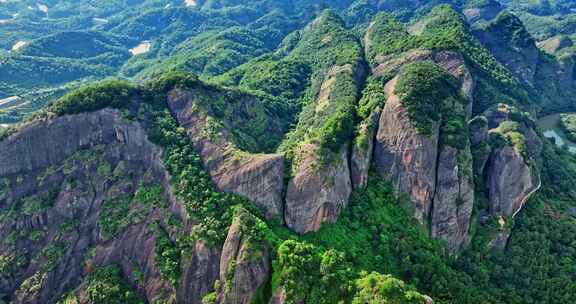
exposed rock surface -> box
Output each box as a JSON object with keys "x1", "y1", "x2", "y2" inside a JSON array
[
  {"x1": 217, "y1": 210, "x2": 270, "y2": 304},
  {"x1": 371, "y1": 51, "x2": 476, "y2": 251},
  {"x1": 372, "y1": 50, "x2": 474, "y2": 108},
  {"x1": 431, "y1": 146, "x2": 474, "y2": 251},
  {"x1": 374, "y1": 77, "x2": 440, "y2": 224},
  {"x1": 179, "y1": 241, "x2": 221, "y2": 304},
  {"x1": 482, "y1": 105, "x2": 542, "y2": 218},
  {"x1": 167, "y1": 88, "x2": 284, "y2": 219},
  {"x1": 0, "y1": 109, "x2": 162, "y2": 178},
  {"x1": 372, "y1": 49, "x2": 434, "y2": 77},
  {"x1": 285, "y1": 144, "x2": 352, "y2": 234},
  {"x1": 284, "y1": 63, "x2": 363, "y2": 234},
  {"x1": 351, "y1": 110, "x2": 381, "y2": 190},
  {"x1": 91, "y1": 221, "x2": 177, "y2": 303},
  {"x1": 463, "y1": 0, "x2": 502, "y2": 24},
  {"x1": 469, "y1": 116, "x2": 489, "y2": 146},
  {"x1": 0, "y1": 109, "x2": 189, "y2": 303},
  {"x1": 469, "y1": 116, "x2": 491, "y2": 177},
  {"x1": 486, "y1": 146, "x2": 539, "y2": 216},
  {"x1": 476, "y1": 12, "x2": 540, "y2": 86}
]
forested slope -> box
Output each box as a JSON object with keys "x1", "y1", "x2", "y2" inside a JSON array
[{"x1": 0, "y1": 1, "x2": 575, "y2": 304}]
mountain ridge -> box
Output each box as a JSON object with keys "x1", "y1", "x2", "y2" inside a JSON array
[{"x1": 0, "y1": 1, "x2": 576, "y2": 303}]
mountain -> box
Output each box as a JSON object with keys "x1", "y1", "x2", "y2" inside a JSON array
[{"x1": 1, "y1": 1, "x2": 576, "y2": 304}]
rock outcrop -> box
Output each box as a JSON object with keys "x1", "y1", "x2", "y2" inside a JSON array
[
  {"x1": 486, "y1": 146, "x2": 538, "y2": 216},
  {"x1": 179, "y1": 241, "x2": 221, "y2": 304},
  {"x1": 463, "y1": 0, "x2": 502, "y2": 24},
  {"x1": 431, "y1": 146, "x2": 474, "y2": 250},
  {"x1": 216, "y1": 209, "x2": 270, "y2": 304},
  {"x1": 93, "y1": 221, "x2": 177, "y2": 303},
  {"x1": 483, "y1": 105, "x2": 542, "y2": 218},
  {"x1": 0, "y1": 109, "x2": 188, "y2": 303},
  {"x1": 0, "y1": 109, "x2": 163, "y2": 179},
  {"x1": 167, "y1": 88, "x2": 285, "y2": 219},
  {"x1": 0, "y1": 4, "x2": 561, "y2": 303},
  {"x1": 469, "y1": 116, "x2": 491, "y2": 177},
  {"x1": 371, "y1": 50, "x2": 476, "y2": 252},
  {"x1": 284, "y1": 61, "x2": 364, "y2": 234},
  {"x1": 374, "y1": 77, "x2": 440, "y2": 224},
  {"x1": 285, "y1": 144, "x2": 352, "y2": 234},
  {"x1": 476, "y1": 12, "x2": 540, "y2": 86},
  {"x1": 351, "y1": 110, "x2": 381, "y2": 190}
]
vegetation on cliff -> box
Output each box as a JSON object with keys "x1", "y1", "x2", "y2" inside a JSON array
[
  {"x1": 2, "y1": 1, "x2": 576, "y2": 304},
  {"x1": 559, "y1": 113, "x2": 576, "y2": 142}
]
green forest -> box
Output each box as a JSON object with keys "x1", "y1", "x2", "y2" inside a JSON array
[{"x1": 0, "y1": 1, "x2": 576, "y2": 304}]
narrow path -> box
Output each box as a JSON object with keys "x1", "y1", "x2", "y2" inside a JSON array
[{"x1": 512, "y1": 174, "x2": 541, "y2": 218}]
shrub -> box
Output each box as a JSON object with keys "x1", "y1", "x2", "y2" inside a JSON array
[
  {"x1": 352, "y1": 272, "x2": 428, "y2": 304},
  {"x1": 50, "y1": 80, "x2": 136, "y2": 115},
  {"x1": 395, "y1": 61, "x2": 460, "y2": 136},
  {"x1": 153, "y1": 224, "x2": 181, "y2": 287},
  {"x1": 85, "y1": 265, "x2": 144, "y2": 304}
]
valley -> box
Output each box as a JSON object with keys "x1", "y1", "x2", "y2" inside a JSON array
[{"x1": 0, "y1": 1, "x2": 576, "y2": 304}]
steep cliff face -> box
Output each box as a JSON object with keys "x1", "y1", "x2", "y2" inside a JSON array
[
  {"x1": 283, "y1": 62, "x2": 364, "y2": 232},
  {"x1": 374, "y1": 77, "x2": 440, "y2": 224},
  {"x1": 285, "y1": 144, "x2": 352, "y2": 234},
  {"x1": 0, "y1": 107, "x2": 275, "y2": 304},
  {"x1": 431, "y1": 146, "x2": 475, "y2": 251},
  {"x1": 167, "y1": 88, "x2": 285, "y2": 219},
  {"x1": 216, "y1": 208, "x2": 270, "y2": 304},
  {"x1": 476, "y1": 12, "x2": 540, "y2": 86},
  {"x1": 486, "y1": 146, "x2": 537, "y2": 216},
  {"x1": 0, "y1": 109, "x2": 162, "y2": 177},
  {"x1": 351, "y1": 110, "x2": 381, "y2": 190},
  {"x1": 0, "y1": 109, "x2": 185, "y2": 303},
  {"x1": 431, "y1": 53, "x2": 476, "y2": 251},
  {"x1": 469, "y1": 116, "x2": 491, "y2": 177},
  {"x1": 2, "y1": 2, "x2": 572, "y2": 303},
  {"x1": 482, "y1": 106, "x2": 542, "y2": 218},
  {"x1": 463, "y1": 0, "x2": 503, "y2": 24},
  {"x1": 179, "y1": 241, "x2": 221, "y2": 304},
  {"x1": 370, "y1": 50, "x2": 476, "y2": 251},
  {"x1": 283, "y1": 67, "x2": 358, "y2": 233}
]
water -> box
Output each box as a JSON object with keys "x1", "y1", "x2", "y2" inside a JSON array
[
  {"x1": 543, "y1": 130, "x2": 564, "y2": 145},
  {"x1": 537, "y1": 113, "x2": 576, "y2": 153}
]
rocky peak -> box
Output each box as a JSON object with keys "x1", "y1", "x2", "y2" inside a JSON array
[
  {"x1": 476, "y1": 11, "x2": 540, "y2": 86},
  {"x1": 281, "y1": 10, "x2": 366, "y2": 233},
  {"x1": 482, "y1": 105, "x2": 542, "y2": 218},
  {"x1": 215, "y1": 208, "x2": 270, "y2": 304},
  {"x1": 285, "y1": 143, "x2": 352, "y2": 233},
  {"x1": 167, "y1": 88, "x2": 285, "y2": 219},
  {"x1": 0, "y1": 109, "x2": 186, "y2": 303},
  {"x1": 463, "y1": 0, "x2": 503, "y2": 24},
  {"x1": 374, "y1": 75, "x2": 441, "y2": 224},
  {"x1": 369, "y1": 51, "x2": 475, "y2": 252}
]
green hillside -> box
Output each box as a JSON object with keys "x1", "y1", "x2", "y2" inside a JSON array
[{"x1": 0, "y1": 1, "x2": 576, "y2": 303}]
